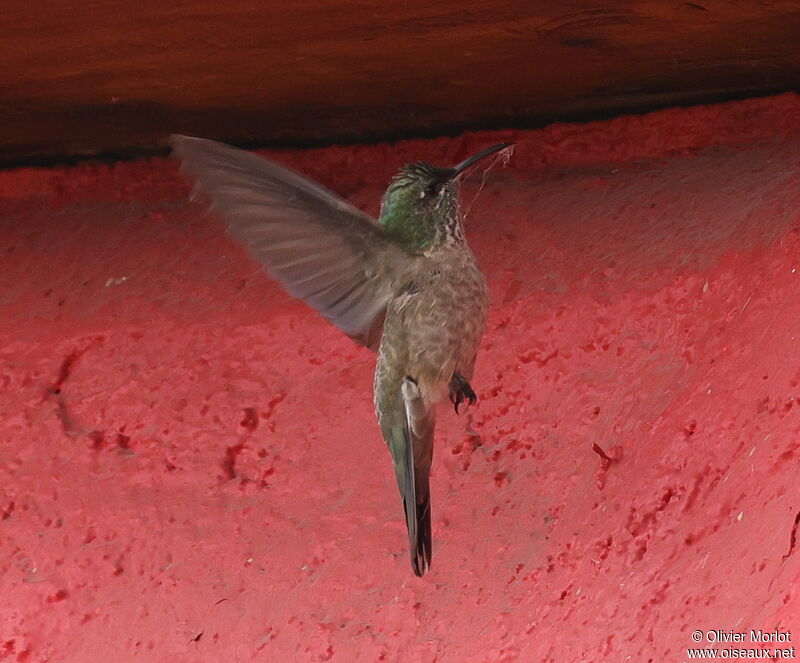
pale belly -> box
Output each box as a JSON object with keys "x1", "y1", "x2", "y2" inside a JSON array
[{"x1": 389, "y1": 261, "x2": 489, "y2": 402}]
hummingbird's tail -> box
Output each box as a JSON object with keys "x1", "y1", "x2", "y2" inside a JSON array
[{"x1": 390, "y1": 377, "x2": 434, "y2": 576}]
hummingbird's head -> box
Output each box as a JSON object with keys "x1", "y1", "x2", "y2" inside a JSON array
[{"x1": 379, "y1": 143, "x2": 512, "y2": 253}]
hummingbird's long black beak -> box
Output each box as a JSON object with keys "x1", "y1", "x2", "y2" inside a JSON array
[{"x1": 450, "y1": 142, "x2": 514, "y2": 178}]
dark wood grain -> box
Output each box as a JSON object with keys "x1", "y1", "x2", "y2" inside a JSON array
[{"x1": 3, "y1": 1, "x2": 800, "y2": 163}]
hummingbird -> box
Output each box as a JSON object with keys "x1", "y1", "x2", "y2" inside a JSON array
[{"x1": 171, "y1": 135, "x2": 511, "y2": 576}]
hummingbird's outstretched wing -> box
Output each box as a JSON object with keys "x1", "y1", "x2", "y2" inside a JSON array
[{"x1": 171, "y1": 135, "x2": 411, "y2": 350}]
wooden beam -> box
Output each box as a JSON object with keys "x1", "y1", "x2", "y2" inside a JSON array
[{"x1": 3, "y1": 1, "x2": 800, "y2": 163}]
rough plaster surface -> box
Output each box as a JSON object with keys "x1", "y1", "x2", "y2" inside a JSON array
[{"x1": 2, "y1": 94, "x2": 800, "y2": 662}]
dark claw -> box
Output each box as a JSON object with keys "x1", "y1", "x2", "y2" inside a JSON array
[{"x1": 449, "y1": 373, "x2": 477, "y2": 414}]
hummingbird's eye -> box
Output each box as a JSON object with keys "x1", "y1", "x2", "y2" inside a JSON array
[{"x1": 422, "y1": 183, "x2": 439, "y2": 198}]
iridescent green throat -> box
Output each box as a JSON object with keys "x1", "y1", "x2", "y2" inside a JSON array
[
  {"x1": 378, "y1": 166, "x2": 459, "y2": 253},
  {"x1": 379, "y1": 192, "x2": 437, "y2": 253}
]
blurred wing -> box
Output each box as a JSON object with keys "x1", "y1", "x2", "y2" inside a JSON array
[{"x1": 171, "y1": 135, "x2": 411, "y2": 349}]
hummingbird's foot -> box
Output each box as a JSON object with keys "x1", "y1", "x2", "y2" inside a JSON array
[{"x1": 449, "y1": 373, "x2": 477, "y2": 414}]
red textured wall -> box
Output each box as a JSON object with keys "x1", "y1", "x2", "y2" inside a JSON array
[{"x1": 2, "y1": 93, "x2": 800, "y2": 662}]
